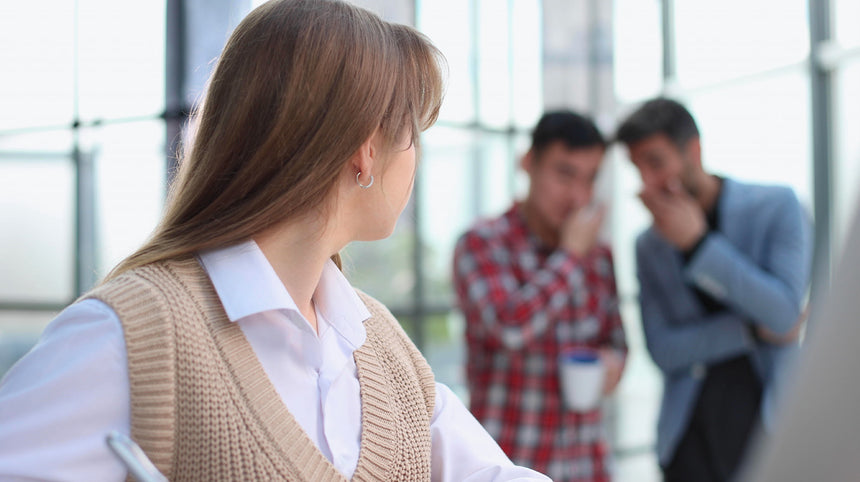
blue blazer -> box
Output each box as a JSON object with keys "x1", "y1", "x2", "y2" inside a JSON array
[{"x1": 635, "y1": 178, "x2": 813, "y2": 466}]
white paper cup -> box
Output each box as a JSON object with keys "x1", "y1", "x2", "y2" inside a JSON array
[{"x1": 559, "y1": 349, "x2": 605, "y2": 412}]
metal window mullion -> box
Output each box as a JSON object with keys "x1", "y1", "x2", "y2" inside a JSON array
[
  {"x1": 165, "y1": 0, "x2": 187, "y2": 186},
  {"x1": 809, "y1": 0, "x2": 834, "y2": 299},
  {"x1": 661, "y1": 0, "x2": 677, "y2": 89},
  {"x1": 470, "y1": 0, "x2": 484, "y2": 221},
  {"x1": 72, "y1": 0, "x2": 97, "y2": 296},
  {"x1": 587, "y1": 0, "x2": 600, "y2": 116},
  {"x1": 73, "y1": 144, "x2": 98, "y2": 296}
]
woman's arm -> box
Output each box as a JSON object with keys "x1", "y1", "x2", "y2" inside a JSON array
[
  {"x1": 0, "y1": 299, "x2": 130, "y2": 481},
  {"x1": 429, "y1": 383, "x2": 550, "y2": 481}
]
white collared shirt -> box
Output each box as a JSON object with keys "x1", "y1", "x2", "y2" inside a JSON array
[{"x1": 0, "y1": 241, "x2": 548, "y2": 481}]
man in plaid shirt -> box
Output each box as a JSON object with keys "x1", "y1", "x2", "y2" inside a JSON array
[{"x1": 453, "y1": 111, "x2": 627, "y2": 482}]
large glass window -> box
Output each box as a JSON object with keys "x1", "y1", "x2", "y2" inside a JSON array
[
  {"x1": 0, "y1": 134, "x2": 75, "y2": 304},
  {"x1": 416, "y1": 0, "x2": 475, "y2": 124},
  {"x1": 0, "y1": 1, "x2": 167, "y2": 377},
  {"x1": 0, "y1": 3, "x2": 75, "y2": 131},
  {"x1": 833, "y1": 59, "x2": 860, "y2": 255},
  {"x1": 77, "y1": 0, "x2": 166, "y2": 121},
  {"x1": 688, "y1": 71, "x2": 812, "y2": 204},
  {"x1": 835, "y1": 0, "x2": 860, "y2": 48},
  {"x1": 90, "y1": 121, "x2": 167, "y2": 273},
  {"x1": 612, "y1": 0, "x2": 662, "y2": 103},
  {"x1": 674, "y1": 0, "x2": 809, "y2": 88}
]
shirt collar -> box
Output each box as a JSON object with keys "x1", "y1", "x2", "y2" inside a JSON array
[
  {"x1": 197, "y1": 240, "x2": 369, "y2": 347},
  {"x1": 705, "y1": 175, "x2": 725, "y2": 231},
  {"x1": 510, "y1": 202, "x2": 554, "y2": 253}
]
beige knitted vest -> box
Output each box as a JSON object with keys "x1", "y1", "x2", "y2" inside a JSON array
[{"x1": 86, "y1": 257, "x2": 435, "y2": 481}]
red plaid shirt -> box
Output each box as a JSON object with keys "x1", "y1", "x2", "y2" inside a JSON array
[{"x1": 452, "y1": 204, "x2": 627, "y2": 482}]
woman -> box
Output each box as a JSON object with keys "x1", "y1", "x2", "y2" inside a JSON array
[{"x1": 0, "y1": 1, "x2": 549, "y2": 480}]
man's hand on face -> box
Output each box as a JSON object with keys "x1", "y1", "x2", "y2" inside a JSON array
[
  {"x1": 560, "y1": 203, "x2": 606, "y2": 257},
  {"x1": 639, "y1": 180, "x2": 707, "y2": 252}
]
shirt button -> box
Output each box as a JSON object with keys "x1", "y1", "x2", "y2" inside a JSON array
[{"x1": 691, "y1": 363, "x2": 706, "y2": 379}]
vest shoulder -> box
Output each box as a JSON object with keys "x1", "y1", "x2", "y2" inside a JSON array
[
  {"x1": 84, "y1": 259, "x2": 204, "y2": 323},
  {"x1": 354, "y1": 289, "x2": 436, "y2": 416},
  {"x1": 351, "y1": 289, "x2": 436, "y2": 479},
  {"x1": 355, "y1": 290, "x2": 419, "y2": 352},
  {"x1": 355, "y1": 290, "x2": 420, "y2": 357}
]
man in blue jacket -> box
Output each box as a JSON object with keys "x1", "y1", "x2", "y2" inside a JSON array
[{"x1": 615, "y1": 98, "x2": 812, "y2": 482}]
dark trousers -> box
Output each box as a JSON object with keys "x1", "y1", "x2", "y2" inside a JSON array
[{"x1": 663, "y1": 356, "x2": 763, "y2": 482}]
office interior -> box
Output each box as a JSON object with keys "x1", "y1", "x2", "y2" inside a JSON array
[{"x1": 0, "y1": 0, "x2": 858, "y2": 479}]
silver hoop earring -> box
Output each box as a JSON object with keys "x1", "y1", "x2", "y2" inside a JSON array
[{"x1": 356, "y1": 171, "x2": 374, "y2": 189}]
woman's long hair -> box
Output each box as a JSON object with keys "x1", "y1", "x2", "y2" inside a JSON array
[{"x1": 105, "y1": 0, "x2": 444, "y2": 281}]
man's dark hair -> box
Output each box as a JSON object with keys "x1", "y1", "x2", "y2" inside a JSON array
[
  {"x1": 530, "y1": 110, "x2": 605, "y2": 156},
  {"x1": 614, "y1": 97, "x2": 699, "y2": 149}
]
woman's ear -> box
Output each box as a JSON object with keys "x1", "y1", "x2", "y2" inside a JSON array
[{"x1": 350, "y1": 130, "x2": 380, "y2": 180}]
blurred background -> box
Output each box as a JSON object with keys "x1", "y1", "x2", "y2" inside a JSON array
[{"x1": 0, "y1": 0, "x2": 858, "y2": 479}]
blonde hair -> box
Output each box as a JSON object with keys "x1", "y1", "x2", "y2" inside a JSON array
[{"x1": 106, "y1": 0, "x2": 444, "y2": 281}]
